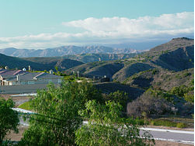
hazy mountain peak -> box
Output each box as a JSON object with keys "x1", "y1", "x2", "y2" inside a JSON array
[
  {"x1": 172, "y1": 37, "x2": 193, "y2": 41},
  {"x1": 0, "y1": 46, "x2": 137, "y2": 57}
]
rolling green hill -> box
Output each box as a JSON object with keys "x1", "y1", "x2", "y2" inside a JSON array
[
  {"x1": 0, "y1": 53, "x2": 83, "y2": 71},
  {"x1": 66, "y1": 37, "x2": 194, "y2": 91},
  {"x1": 0, "y1": 53, "x2": 43, "y2": 70}
]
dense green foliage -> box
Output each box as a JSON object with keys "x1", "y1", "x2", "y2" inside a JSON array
[
  {"x1": 20, "y1": 81, "x2": 103, "y2": 146},
  {"x1": 18, "y1": 81, "x2": 155, "y2": 145},
  {"x1": 76, "y1": 100, "x2": 155, "y2": 146},
  {"x1": 103, "y1": 90, "x2": 128, "y2": 112},
  {"x1": 0, "y1": 98, "x2": 19, "y2": 145},
  {"x1": 170, "y1": 83, "x2": 194, "y2": 104},
  {"x1": 147, "y1": 88, "x2": 175, "y2": 103},
  {"x1": 170, "y1": 85, "x2": 193, "y2": 97},
  {"x1": 184, "y1": 92, "x2": 194, "y2": 103}
]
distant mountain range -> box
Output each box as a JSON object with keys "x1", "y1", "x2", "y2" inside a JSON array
[
  {"x1": 66, "y1": 37, "x2": 194, "y2": 91},
  {"x1": 0, "y1": 46, "x2": 139, "y2": 57}
]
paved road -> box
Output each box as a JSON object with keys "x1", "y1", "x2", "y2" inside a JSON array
[
  {"x1": 14, "y1": 108, "x2": 194, "y2": 145},
  {"x1": 140, "y1": 127, "x2": 194, "y2": 145}
]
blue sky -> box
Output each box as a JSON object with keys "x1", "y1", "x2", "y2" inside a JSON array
[{"x1": 0, "y1": 0, "x2": 194, "y2": 49}]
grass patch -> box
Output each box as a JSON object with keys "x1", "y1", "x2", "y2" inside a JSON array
[
  {"x1": 148, "y1": 116, "x2": 193, "y2": 128},
  {"x1": 150, "y1": 119, "x2": 177, "y2": 127},
  {"x1": 18, "y1": 101, "x2": 32, "y2": 110},
  {"x1": 131, "y1": 117, "x2": 193, "y2": 128},
  {"x1": 176, "y1": 123, "x2": 187, "y2": 128}
]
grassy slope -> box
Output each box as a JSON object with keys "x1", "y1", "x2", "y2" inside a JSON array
[
  {"x1": 0, "y1": 53, "x2": 44, "y2": 70},
  {"x1": 65, "y1": 38, "x2": 194, "y2": 100},
  {"x1": 113, "y1": 38, "x2": 194, "y2": 88},
  {"x1": 0, "y1": 53, "x2": 83, "y2": 71},
  {"x1": 123, "y1": 68, "x2": 194, "y2": 91},
  {"x1": 18, "y1": 101, "x2": 32, "y2": 110}
]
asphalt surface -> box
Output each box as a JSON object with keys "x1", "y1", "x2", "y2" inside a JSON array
[{"x1": 140, "y1": 128, "x2": 194, "y2": 145}]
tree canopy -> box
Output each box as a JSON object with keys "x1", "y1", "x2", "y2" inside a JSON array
[
  {"x1": 0, "y1": 98, "x2": 19, "y2": 145},
  {"x1": 20, "y1": 81, "x2": 103, "y2": 145},
  {"x1": 76, "y1": 100, "x2": 155, "y2": 146},
  {"x1": 19, "y1": 81, "x2": 154, "y2": 145}
]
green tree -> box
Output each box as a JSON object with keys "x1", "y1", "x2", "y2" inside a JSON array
[
  {"x1": 75, "y1": 100, "x2": 155, "y2": 146},
  {"x1": 184, "y1": 92, "x2": 194, "y2": 104},
  {"x1": 20, "y1": 81, "x2": 103, "y2": 146},
  {"x1": 55, "y1": 66, "x2": 59, "y2": 72},
  {"x1": 0, "y1": 98, "x2": 19, "y2": 145},
  {"x1": 170, "y1": 85, "x2": 193, "y2": 97},
  {"x1": 69, "y1": 80, "x2": 104, "y2": 106},
  {"x1": 103, "y1": 90, "x2": 128, "y2": 112}
]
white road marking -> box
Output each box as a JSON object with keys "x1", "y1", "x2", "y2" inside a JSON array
[
  {"x1": 140, "y1": 127, "x2": 194, "y2": 134},
  {"x1": 12, "y1": 109, "x2": 194, "y2": 144}
]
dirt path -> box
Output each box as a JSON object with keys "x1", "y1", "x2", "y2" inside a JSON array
[{"x1": 4, "y1": 126, "x2": 28, "y2": 141}]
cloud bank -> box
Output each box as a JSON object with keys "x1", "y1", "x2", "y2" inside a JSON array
[{"x1": 0, "y1": 12, "x2": 193, "y2": 49}]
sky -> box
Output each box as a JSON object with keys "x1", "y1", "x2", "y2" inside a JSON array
[{"x1": 0, "y1": 0, "x2": 194, "y2": 49}]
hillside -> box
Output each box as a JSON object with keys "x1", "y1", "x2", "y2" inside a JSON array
[
  {"x1": 0, "y1": 53, "x2": 43, "y2": 70},
  {"x1": 0, "y1": 53, "x2": 83, "y2": 71},
  {"x1": 113, "y1": 37, "x2": 194, "y2": 84},
  {"x1": 61, "y1": 53, "x2": 137, "y2": 63},
  {"x1": 0, "y1": 46, "x2": 138, "y2": 57},
  {"x1": 24, "y1": 53, "x2": 137, "y2": 64},
  {"x1": 146, "y1": 37, "x2": 194, "y2": 71},
  {"x1": 123, "y1": 68, "x2": 194, "y2": 91},
  {"x1": 66, "y1": 37, "x2": 194, "y2": 91}
]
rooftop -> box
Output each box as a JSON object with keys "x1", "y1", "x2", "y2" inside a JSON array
[{"x1": 1, "y1": 69, "x2": 62, "y2": 81}]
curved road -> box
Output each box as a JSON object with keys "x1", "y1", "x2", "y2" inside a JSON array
[
  {"x1": 14, "y1": 108, "x2": 194, "y2": 145},
  {"x1": 140, "y1": 127, "x2": 194, "y2": 145}
]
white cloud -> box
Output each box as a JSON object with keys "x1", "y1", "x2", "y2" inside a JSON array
[
  {"x1": 0, "y1": 12, "x2": 193, "y2": 49},
  {"x1": 62, "y1": 11, "x2": 194, "y2": 37}
]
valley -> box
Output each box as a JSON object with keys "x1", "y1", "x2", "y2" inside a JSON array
[{"x1": 0, "y1": 37, "x2": 194, "y2": 145}]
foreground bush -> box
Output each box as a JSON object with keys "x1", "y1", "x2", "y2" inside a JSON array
[
  {"x1": 19, "y1": 81, "x2": 154, "y2": 146},
  {"x1": 0, "y1": 98, "x2": 19, "y2": 145},
  {"x1": 20, "y1": 81, "x2": 102, "y2": 146},
  {"x1": 76, "y1": 100, "x2": 155, "y2": 146}
]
